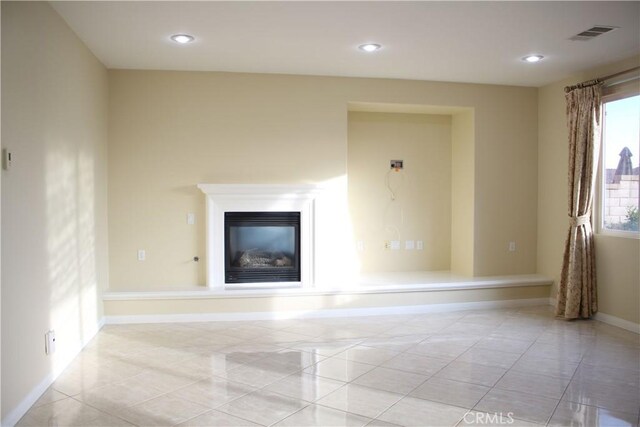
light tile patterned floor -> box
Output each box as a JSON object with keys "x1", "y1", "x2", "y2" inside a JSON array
[{"x1": 17, "y1": 306, "x2": 640, "y2": 426}]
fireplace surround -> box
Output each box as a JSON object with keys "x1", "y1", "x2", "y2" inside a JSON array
[{"x1": 197, "y1": 184, "x2": 320, "y2": 290}]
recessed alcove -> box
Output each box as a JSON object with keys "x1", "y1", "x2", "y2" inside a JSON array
[{"x1": 347, "y1": 102, "x2": 475, "y2": 276}]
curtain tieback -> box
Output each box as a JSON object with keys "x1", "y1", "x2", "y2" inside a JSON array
[{"x1": 569, "y1": 214, "x2": 591, "y2": 227}]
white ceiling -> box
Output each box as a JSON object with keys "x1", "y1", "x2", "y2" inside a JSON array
[{"x1": 51, "y1": 1, "x2": 640, "y2": 87}]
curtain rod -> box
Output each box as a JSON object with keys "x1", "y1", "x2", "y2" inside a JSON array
[
  {"x1": 597, "y1": 66, "x2": 640, "y2": 82},
  {"x1": 566, "y1": 66, "x2": 640, "y2": 92}
]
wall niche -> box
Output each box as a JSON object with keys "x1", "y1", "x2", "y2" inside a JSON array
[{"x1": 347, "y1": 102, "x2": 475, "y2": 276}]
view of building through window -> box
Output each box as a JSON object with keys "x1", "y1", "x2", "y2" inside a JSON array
[{"x1": 602, "y1": 94, "x2": 640, "y2": 233}]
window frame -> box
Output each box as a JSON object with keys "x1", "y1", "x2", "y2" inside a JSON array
[{"x1": 596, "y1": 85, "x2": 640, "y2": 239}]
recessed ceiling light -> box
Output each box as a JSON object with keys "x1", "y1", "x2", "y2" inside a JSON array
[
  {"x1": 359, "y1": 43, "x2": 382, "y2": 53},
  {"x1": 171, "y1": 34, "x2": 195, "y2": 44},
  {"x1": 522, "y1": 54, "x2": 544, "y2": 63}
]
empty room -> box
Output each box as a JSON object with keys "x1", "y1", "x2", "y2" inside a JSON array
[{"x1": 1, "y1": 1, "x2": 639, "y2": 426}]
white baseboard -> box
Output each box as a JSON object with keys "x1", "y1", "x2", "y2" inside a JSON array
[
  {"x1": 104, "y1": 297, "x2": 551, "y2": 324},
  {"x1": 549, "y1": 296, "x2": 639, "y2": 334},
  {"x1": 1, "y1": 317, "x2": 105, "y2": 427},
  {"x1": 594, "y1": 312, "x2": 640, "y2": 334},
  {"x1": 1, "y1": 373, "x2": 55, "y2": 427}
]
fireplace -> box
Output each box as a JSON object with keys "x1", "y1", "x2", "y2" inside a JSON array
[
  {"x1": 197, "y1": 184, "x2": 320, "y2": 290},
  {"x1": 225, "y1": 212, "x2": 301, "y2": 283}
]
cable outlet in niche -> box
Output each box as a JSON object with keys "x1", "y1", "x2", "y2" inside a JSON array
[{"x1": 390, "y1": 160, "x2": 403, "y2": 170}]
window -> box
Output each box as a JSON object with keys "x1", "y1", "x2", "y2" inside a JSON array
[{"x1": 599, "y1": 93, "x2": 640, "y2": 237}]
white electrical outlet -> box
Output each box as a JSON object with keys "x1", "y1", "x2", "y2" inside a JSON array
[
  {"x1": 187, "y1": 213, "x2": 195, "y2": 225},
  {"x1": 356, "y1": 241, "x2": 364, "y2": 252},
  {"x1": 508, "y1": 241, "x2": 516, "y2": 252},
  {"x1": 137, "y1": 249, "x2": 146, "y2": 261},
  {"x1": 45, "y1": 330, "x2": 56, "y2": 355},
  {"x1": 416, "y1": 240, "x2": 424, "y2": 250},
  {"x1": 405, "y1": 240, "x2": 415, "y2": 250},
  {"x1": 390, "y1": 240, "x2": 401, "y2": 250}
]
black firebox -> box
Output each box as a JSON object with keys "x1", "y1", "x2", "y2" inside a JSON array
[{"x1": 224, "y1": 211, "x2": 301, "y2": 284}]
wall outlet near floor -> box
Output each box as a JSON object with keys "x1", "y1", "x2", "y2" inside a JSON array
[
  {"x1": 45, "y1": 330, "x2": 56, "y2": 355},
  {"x1": 137, "y1": 249, "x2": 146, "y2": 261},
  {"x1": 416, "y1": 240, "x2": 424, "y2": 250},
  {"x1": 508, "y1": 241, "x2": 516, "y2": 252},
  {"x1": 405, "y1": 240, "x2": 415, "y2": 250},
  {"x1": 2, "y1": 149, "x2": 12, "y2": 170},
  {"x1": 356, "y1": 240, "x2": 365, "y2": 252}
]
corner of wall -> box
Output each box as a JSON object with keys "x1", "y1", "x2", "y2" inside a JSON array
[{"x1": 451, "y1": 109, "x2": 475, "y2": 276}]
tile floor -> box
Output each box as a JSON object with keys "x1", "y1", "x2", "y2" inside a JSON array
[{"x1": 17, "y1": 305, "x2": 640, "y2": 427}]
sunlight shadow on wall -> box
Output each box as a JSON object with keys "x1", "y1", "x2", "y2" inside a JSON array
[
  {"x1": 45, "y1": 144, "x2": 98, "y2": 375},
  {"x1": 313, "y1": 174, "x2": 360, "y2": 286}
]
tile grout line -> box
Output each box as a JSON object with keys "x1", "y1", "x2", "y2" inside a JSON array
[
  {"x1": 265, "y1": 313, "x2": 455, "y2": 424},
  {"x1": 236, "y1": 321, "x2": 412, "y2": 426},
  {"x1": 469, "y1": 312, "x2": 601, "y2": 425},
  {"x1": 445, "y1": 313, "x2": 525, "y2": 425},
  {"x1": 379, "y1": 312, "x2": 522, "y2": 423},
  {"x1": 309, "y1": 309, "x2": 539, "y2": 424},
  {"x1": 543, "y1": 331, "x2": 589, "y2": 426},
  {"x1": 455, "y1": 309, "x2": 587, "y2": 424},
  {"x1": 336, "y1": 311, "x2": 513, "y2": 424}
]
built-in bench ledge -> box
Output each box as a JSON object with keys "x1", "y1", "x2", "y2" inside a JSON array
[{"x1": 102, "y1": 272, "x2": 553, "y2": 301}]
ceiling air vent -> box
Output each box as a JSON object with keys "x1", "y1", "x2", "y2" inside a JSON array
[{"x1": 569, "y1": 25, "x2": 619, "y2": 41}]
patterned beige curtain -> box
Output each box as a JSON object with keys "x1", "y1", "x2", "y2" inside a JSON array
[{"x1": 556, "y1": 80, "x2": 603, "y2": 319}]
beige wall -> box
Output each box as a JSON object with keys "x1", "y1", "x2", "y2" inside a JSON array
[
  {"x1": 348, "y1": 112, "x2": 452, "y2": 273},
  {"x1": 108, "y1": 70, "x2": 538, "y2": 290},
  {"x1": 537, "y1": 56, "x2": 640, "y2": 325},
  {"x1": 1, "y1": 2, "x2": 108, "y2": 421},
  {"x1": 108, "y1": 71, "x2": 353, "y2": 289}
]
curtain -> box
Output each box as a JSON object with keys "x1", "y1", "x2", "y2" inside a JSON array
[{"x1": 556, "y1": 80, "x2": 603, "y2": 319}]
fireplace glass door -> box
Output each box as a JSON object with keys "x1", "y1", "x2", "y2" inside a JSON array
[{"x1": 225, "y1": 212, "x2": 301, "y2": 284}]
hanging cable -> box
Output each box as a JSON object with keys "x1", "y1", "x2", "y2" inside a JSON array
[
  {"x1": 385, "y1": 168, "x2": 406, "y2": 201},
  {"x1": 382, "y1": 167, "x2": 407, "y2": 239}
]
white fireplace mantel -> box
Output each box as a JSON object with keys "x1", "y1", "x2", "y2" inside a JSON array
[{"x1": 197, "y1": 184, "x2": 322, "y2": 290}]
